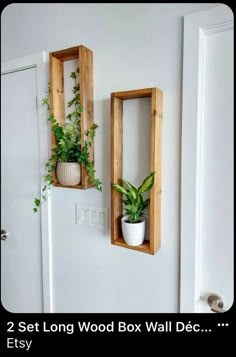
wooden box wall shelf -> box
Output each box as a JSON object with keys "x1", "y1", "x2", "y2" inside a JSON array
[
  {"x1": 49, "y1": 45, "x2": 94, "y2": 189},
  {"x1": 111, "y1": 88, "x2": 163, "y2": 255}
]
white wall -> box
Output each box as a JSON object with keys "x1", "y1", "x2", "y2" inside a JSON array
[{"x1": 1, "y1": 3, "x2": 217, "y2": 312}]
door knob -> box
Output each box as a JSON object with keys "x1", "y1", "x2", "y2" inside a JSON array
[
  {"x1": 1, "y1": 228, "x2": 9, "y2": 241},
  {"x1": 207, "y1": 294, "x2": 225, "y2": 313}
]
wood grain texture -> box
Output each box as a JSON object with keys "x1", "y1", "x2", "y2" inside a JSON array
[
  {"x1": 50, "y1": 46, "x2": 80, "y2": 61},
  {"x1": 111, "y1": 94, "x2": 123, "y2": 243},
  {"x1": 79, "y1": 45, "x2": 94, "y2": 188},
  {"x1": 53, "y1": 182, "x2": 94, "y2": 189},
  {"x1": 112, "y1": 88, "x2": 153, "y2": 100},
  {"x1": 150, "y1": 88, "x2": 163, "y2": 254},
  {"x1": 114, "y1": 238, "x2": 151, "y2": 254},
  {"x1": 49, "y1": 54, "x2": 65, "y2": 184},
  {"x1": 110, "y1": 88, "x2": 163, "y2": 254},
  {"x1": 49, "y1": 45, "x2": 94, "y2": 189}
]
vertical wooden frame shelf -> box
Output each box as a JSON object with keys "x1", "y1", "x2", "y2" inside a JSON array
[
  {"x1": 49, "y1": 45, "x2": 94, "y2": 189},
  {"x1": 111, "y1": 88, "x2": 163, "y2": 254}
]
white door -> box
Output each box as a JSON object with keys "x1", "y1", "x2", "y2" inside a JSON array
[
  {"x1": 1, "y1": 67, "x2": 43, "y2": 312},
  {"x1": 180, "y1": 5, "x2": 233, "y2": 313}
]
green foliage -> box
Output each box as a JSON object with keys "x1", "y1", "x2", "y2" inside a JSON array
[
  {"x1": 112, "y1": 172, "x2": 155, "y2": 223},
  {"x1": 33, "y1": 68, "x2": 102, "y2": 212}
]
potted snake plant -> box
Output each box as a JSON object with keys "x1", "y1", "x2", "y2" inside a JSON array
[{"x1": 112, "y1": 172, "x2": 155, "y2": 246}]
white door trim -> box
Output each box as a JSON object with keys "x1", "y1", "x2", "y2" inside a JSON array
[
  {"x1": 1, "y1": 52, "x2": 53, "y2": 312},
  {"x1": 180, "y1": 5, "x2": 233, "y2": 313}
]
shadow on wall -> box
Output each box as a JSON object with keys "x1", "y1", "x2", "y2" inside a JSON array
[{"x1": 97, "y1": 98, "x2": 111, "y2": 210}]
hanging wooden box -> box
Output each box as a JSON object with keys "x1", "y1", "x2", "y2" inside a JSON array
[
  {"x1": 111, "y1": 88, "x2": 163, "y2": 254},
  {"x1": 49, "y1": 45, "x2": 94, "y2": 189}
]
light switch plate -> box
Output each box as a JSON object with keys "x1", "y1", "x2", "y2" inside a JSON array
[{"x1": 76, "y1": 204, "x2": 109, "y2": 229}]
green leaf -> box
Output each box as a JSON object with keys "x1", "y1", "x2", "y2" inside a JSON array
[
  {"x1": 125, "y1": 205, "x2": 134, "y2": 211},
  {"x1": 88, "y1": 123, "x2": 99, "y2": 139},
  {"x1": 125, "y1": 209, "x2": 134, "y2": 216},
  {"x1": 48, "y1": 114, "x2": 56, "y2": 123},
  {"x1": 142, "y1": 198, "x2": 150, "y2": 210},
  {"x1": 122, "y1": 180, "x2": 138, "y2": 200},
  {"x1": 34, "y1": 198, "x2": 41, "y2": 207},
  {"x1": 67, "y1": 100, "x2": 74, "y2": 108},
  {"x1": 73, "y1": 85, "x2": 79, "y2": 92},
  {"x1": 45, "y1": 174, "x2": 53, "y2": 185},
  {"x1": 33, "y1": 208, "x2": 37, "y2": 213},
  {"x1": 112, "y1": 184, "x2": 128, "y2": 195},
  {"x1": 92, "y1": 123, "x2": 99, "y2": 130},
  {"x1": 48, "y1": 165, "x2": 56, "y2": 172},
  {"x1": 70, "y1": 72, "x2": 76, "y2": 79},
  {"x1": 123, "y1": 198, "x2": 132, "y2": 205},
  {"x1": 42, "y1": 98, "x2": 48, "y2": 106},
  {"x1": 138, "y1": 172, "x2": 155, "y2": 193}
]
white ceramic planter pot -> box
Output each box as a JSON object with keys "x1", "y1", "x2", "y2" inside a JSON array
[
  {"x1": 56, "y1": 162, "x2": 81, "y2": 186},
  {"x1": 121, "y1": 216, "x2": 145, "y2": 246}
]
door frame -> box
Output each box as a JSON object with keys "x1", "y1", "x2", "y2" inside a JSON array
[
  {"x1": 180, "y1": 5, "x2": 233, "y2": 313},
  {"x1": 1, "y1": 52, "x2": 53, "y2": 312}
]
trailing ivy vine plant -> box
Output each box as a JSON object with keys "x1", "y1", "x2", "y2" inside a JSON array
[{"x1": 33, "y1": 68, "x2": 102, "y2": 212}]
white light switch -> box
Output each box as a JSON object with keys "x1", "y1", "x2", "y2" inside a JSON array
[{"x1": 76, "y1": 204, "x2": 109, "y2": 229}]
